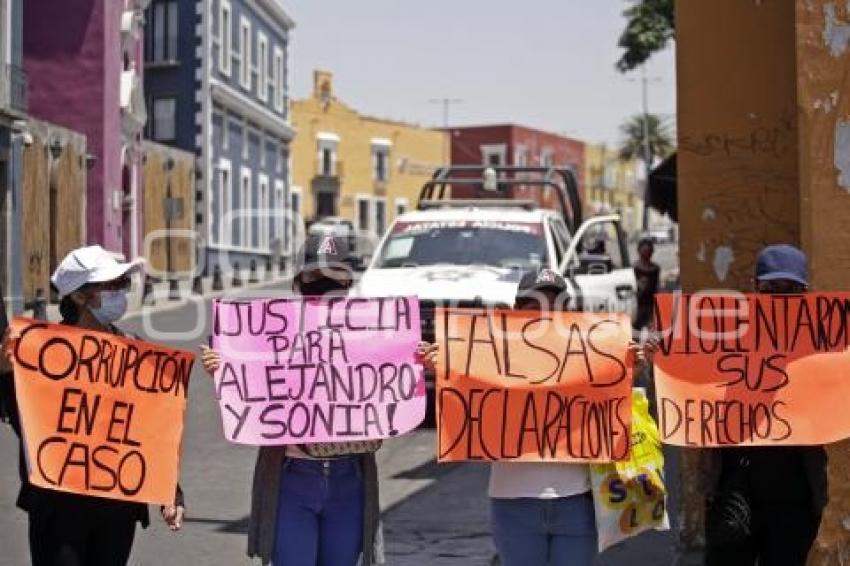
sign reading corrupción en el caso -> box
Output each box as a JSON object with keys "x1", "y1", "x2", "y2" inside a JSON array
[
  {"x1": 654, "y1": 292, "x2": 850, "y2": 447},
  {"x1": 211, "y1": 297, "x2": 426, "y2": 445},
  {"x1": 436, "y1": 308, "x2": 633, "y2": 463},
  {"x1": 11, "y1": 318, "x2": 193, "y2": 505}
]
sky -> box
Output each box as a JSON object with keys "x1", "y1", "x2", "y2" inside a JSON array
[{"x1": 283, "y1": 0, "x2": 676, "y2": 148}]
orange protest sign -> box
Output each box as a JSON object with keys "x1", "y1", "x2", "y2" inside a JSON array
[
  {"x1": 436, "y1": 308, "x2": 633, "y2": 462},
  {"x1": 11, "y1": 318, "x2": 194, "y2": 505},
  {"x1": 654, "y1": 293, "x2": 850, "y2": 447}
]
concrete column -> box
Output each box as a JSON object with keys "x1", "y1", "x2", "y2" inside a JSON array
[
  {"x1": 797, "y1": 1, "x2": 850, "y2": 562},
  {"x1": 676, "y1": 0, "x2": 850, "y2": 562}
]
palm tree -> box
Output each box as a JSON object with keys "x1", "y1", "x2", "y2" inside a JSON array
[{"x1": 618, "y1": 113, "x2": 674, "y2": 165}]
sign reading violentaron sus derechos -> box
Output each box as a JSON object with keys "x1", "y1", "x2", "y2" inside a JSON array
[
  {"x1": 211, "y1": 297, "x2": 426, "y2": 445},
  {"x1": 654, "y1": 293, "x2": 850, "y2": 447},
  {"x1": 11, "y1": 318, "x2": 194, "y2": 505},
  {"x1": 436, "y1": 308, "x2": 633, "y2": 463}
]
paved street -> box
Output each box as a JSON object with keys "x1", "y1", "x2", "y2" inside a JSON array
[{"x1": 0, "y1": 280, "x2": 683, "y2": 565}]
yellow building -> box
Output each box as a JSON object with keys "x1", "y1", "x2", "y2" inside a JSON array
[
  {"x1": 290, "y1": 71, "x2": 446, "y2": 251},
  {"x1": 584, "y1": 144, "x2": 646, "y2": 236}
]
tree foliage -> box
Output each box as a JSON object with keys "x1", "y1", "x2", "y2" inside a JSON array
[
  {"x1": 616, "y1": 0, "x2": 675, "y2": 73},
  {"x1": 619, "y1": 113, "x2": 674, "y2": 164}
]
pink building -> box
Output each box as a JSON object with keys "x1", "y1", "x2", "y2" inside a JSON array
[{"x1": 23, "y1": 0, "x2": 148, "y2": 259}]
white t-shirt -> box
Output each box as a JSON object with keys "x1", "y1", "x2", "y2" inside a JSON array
[{"x1": 488, "y1": 462, "x2": 590, "y2": 499}]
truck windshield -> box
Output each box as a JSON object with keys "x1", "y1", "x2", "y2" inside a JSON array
[{"x1": 374, "y1": 220, "x2": 548, "y2": 269}]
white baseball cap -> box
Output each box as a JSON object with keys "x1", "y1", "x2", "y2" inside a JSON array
[{"x1": 51, "y1": 245, "x2": 144, "y2": 297}]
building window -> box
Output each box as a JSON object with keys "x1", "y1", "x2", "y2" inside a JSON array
[
  {"x1": 258, "y1": 174, "x2": 269, "y2": 249},
  {"x1": 540, "y1": 147, "x2": 554, "y2": 167},
  {"x1": 219, "y1": 0, "x2": 231, "y2": 76},
  {"x1": 217, "y1": 160, "x2": 232, "y2": 246},
  {"x1": 152, "y1": 98, "x2": 176, "y2": 141},
  {"x1": 375, "y1": 199, "x2": 386, "y2": 236},
  {"x1": 395, "y1": 198, "x2": 408, "y2": 218},
  {"x1": 239, "y1": 16, "x2": 251, "y2": 90},
  {"x1": 260, "y1": 135, "x2": 267, "y2": 168},
  {"x1": 240, "y1": 167, "x2": 252, "y2": 247},
  {"x1": 371, "y1": 139, "x2": 391, "y2": 182},
  {"x1": 290, "y1": 187, "x2": 302, "y2": 253},
  {"x1": 514, "y1": 145, "x2": 528, "y2": 167},
  {"x1": 243, "y1": 124, "x2": 250, "y2": 160},
  {"x1": 375, "y1": 149, "x2": 389, "y2": 182},
  {"x1": 273, "y1": 46, "x2": 284, "y2": 113},
  {"x1": 322, "y1": 148, "x2": 334, "y2": 175},
  {"x1": 222, "y1": 115, "x2": 229, "y2": 151},
  {"x1": 273, "y1": 178, "x2": 285, "y2": 246},
  {"x1": 317, "y1": 141, "x2": 338, "y2": 176},
  {"x1": 257, "y1": 32, "x2": 268, "y2": 102},
  {"x1": 481, "y1": 144, "x2": 506, "y2": 166},
  {"x1": 357, "y1": 197, "x2": 371, "y2": 233},
  {"x1": 148, "y1": 0, "x2": 178, "y2": 63}
]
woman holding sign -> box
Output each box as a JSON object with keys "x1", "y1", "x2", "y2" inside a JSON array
[
  {"x1": 488, "y1": 268, "x2": 649, "y2": 566},
  {"x1": 201, "y1": 234, "x2": 437, "y2": 566},
  {"x1": 1, "y1": 246, "x2": 185, "y2": 566}
]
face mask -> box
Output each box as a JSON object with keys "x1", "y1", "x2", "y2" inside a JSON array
[
  {"x1": 90, "y1": 290, "x2": 128, "y2": 324},
  {"x1": 298, "y1": 277, "x2": 350, "y2": 296}
]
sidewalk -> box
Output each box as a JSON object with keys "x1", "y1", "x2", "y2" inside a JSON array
[{"x1": 33, "y1": 269, "x2": 294, "y2": 323}]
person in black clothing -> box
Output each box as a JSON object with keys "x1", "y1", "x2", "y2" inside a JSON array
[
  {"x1": 633, "y1": 237, "x2": 661, "y2": 331},
  {"x1": 704, "y1": 244, "x2": 827, "y2": 566},
  {"x1": 0, "y1": 246, "x2": 185, "y2": 566}
]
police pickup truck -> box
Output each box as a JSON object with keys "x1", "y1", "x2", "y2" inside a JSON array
[{"x1": 356, "y1": 166, "x2": 637, "y2": 420}]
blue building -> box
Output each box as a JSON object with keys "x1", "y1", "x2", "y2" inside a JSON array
[{"x1": 144, "y1": 0, "x2": 294, "y2": 280}]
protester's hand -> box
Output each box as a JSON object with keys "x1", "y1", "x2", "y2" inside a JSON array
[
  {"x1": 628, "y1": 334, "x2": 660, "y2": 370},
  {"x1": 161, "y1": 504, "x2": 184, "y2": 531},
  {"x1": 627, "y1": 340, "x2": 646, "y2": 369},
  {"x1": 199, "y1": 345, "x2": 221, "y2": 376},
  {"x1": 641, "y1": 333, "x2": 660, "y2": 363},
  {"x1": 415, "y1": 342, "x2": 439, "y2": 371},
  {"x1": 0, "y1": 328, "x2": 20, "y2": 375}
]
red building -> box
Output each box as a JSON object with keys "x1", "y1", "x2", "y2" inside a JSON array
[{"x1": 448, "y1": 124, "x2": 585, "y2": 208}]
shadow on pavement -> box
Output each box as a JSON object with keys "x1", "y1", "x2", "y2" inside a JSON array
[
  {"x1": 183, "y1": 515, "x2": 250, "y2": 534},
  {"x1": 391, "y1": 458, "x2": 459, "y2": 481}
]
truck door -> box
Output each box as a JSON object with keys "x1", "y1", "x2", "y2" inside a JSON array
[{"x1": 560, "y1": 215, "x2": 636, "y2": 317}]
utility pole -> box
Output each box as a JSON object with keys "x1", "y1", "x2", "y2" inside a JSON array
[
  {"x1": 629, "y1": 66, "x2": 661, "y2": 232},
  {"x1": 429, "y1": 98, "x2": 463, "y2": 164}
]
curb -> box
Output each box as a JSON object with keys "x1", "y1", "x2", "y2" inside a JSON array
[{"x1": 127, "y1": 276, "x2": 294, "y2": 320}]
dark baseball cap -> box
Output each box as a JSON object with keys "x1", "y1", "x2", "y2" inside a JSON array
[
  {"x1": 516, "y1": 268, "x2": 568, "y2": 299},
  {"x1": 295, "y1": 234, "x2": 353, "y2": 276},
  {"x1": 755, "y1": 244, "x2": 808, "y2": 286}
]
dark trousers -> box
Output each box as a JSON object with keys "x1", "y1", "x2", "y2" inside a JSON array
[
  {"x1": 705, "y1": 501, "x2": 821, "y2": 566},
  {"x1": 273, "y1": 456, "x2": 364, "y2": 566},
  {"x1": 28, "y1": 502, "x2": 137, "y2": 566}
]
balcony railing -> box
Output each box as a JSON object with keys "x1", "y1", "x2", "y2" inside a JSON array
[{"x1": 0, "y1": 63, "x2": 28, "y2": 115}]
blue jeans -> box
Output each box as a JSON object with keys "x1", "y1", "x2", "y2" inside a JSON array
[
  {"x1": 273, "y1": 457, "x2": 364, "y2": 566},
  {"x1": 491, "y1": 492, "x2": 597, "y2": 566}
]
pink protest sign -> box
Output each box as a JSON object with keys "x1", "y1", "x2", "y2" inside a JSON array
[{"x1": 211, "y1": 297, "x2": 426, "y2": 445}]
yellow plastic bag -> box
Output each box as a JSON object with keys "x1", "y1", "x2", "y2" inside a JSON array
[{"x1": 589, "y1": 388, "x2": 669, "y2": 552}]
